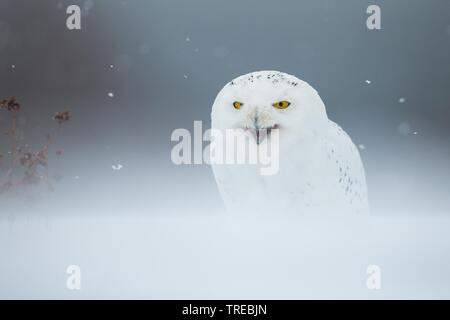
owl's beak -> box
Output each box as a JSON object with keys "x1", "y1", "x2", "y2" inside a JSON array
[
  {"x1": 248, "y1": 129, "x2": 267, "y2": 145},
  {"x1": 247, "y1": 124, "x2": 278, "y2": 145}
]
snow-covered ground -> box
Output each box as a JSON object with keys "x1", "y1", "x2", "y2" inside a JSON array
[{"x1": 1, "y1": 213, "x2": 450, "y2": 299}]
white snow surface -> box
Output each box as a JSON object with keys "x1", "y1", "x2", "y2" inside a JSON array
[{"x1": 1, "y1": 214, "x2": 450, "y2": 299}]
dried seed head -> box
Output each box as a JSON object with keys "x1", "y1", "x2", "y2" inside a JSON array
[
  {"x1": 0, "y1": 97, "x2": 21, "y2": 111},
  {"x1": 53, "y1": 111, "x2": 71, "y2": 123}
]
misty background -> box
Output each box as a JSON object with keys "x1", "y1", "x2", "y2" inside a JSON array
[
  {"x1": 0, "y1": 0, "x2": 449, "y2": 215},
  {"x1": 1, "y1": 0, "x2": 450, "y2": 299}
]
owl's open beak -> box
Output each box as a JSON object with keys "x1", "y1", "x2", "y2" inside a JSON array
[
  {"x1": 247, "y1": 124, "x2": 278, "y2": 145},
  {"x1": 248, "y1": 129, "x2": 266, "y2": 145}
]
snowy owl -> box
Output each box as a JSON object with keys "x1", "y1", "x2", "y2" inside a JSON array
[{"x1": 210, "y1": 71, "x2": 369, "y2": 215}]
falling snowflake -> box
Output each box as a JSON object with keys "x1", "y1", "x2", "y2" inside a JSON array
[
  {"x1": 108, "y1": 92, "x2": 114, "y2": 98},
  {"x1": 365, "y1": 80, "x2": 371, "y2": 85},
  {"x1": 112, "y1": 164, "x2": 123, "y2": 171},
  {"x1": 358, "y1": 144, "x2": 366, "y2": 150},
  {"x1": 185, "y1": 37, "x2": 191, "y2": 42},
  {"x1": 109, "y1": 64, "x2": 114, "y2": 69},
  {"x1": 183, "y1": 74, "x2": 188, "y2": 79},
  {"x1": 413, "y1": 131, "x2": 418, "y2": 135},
  {"x1": 11, "y1": 64, "x2": 15, "y2": 69},
  {"x1": 398, "y1": 97, "x2": 406, "y2": 103},
  {"x1": 75, "y1": 176, "x2": 80, "y2": 180}
]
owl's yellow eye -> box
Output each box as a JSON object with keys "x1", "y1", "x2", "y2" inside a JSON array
[
  {"x1": 273, "y1": 101, "x2": 291, "y2": 109},
  {"x1": 233, "y1": 101, "x2": 243, "y2": 109}
]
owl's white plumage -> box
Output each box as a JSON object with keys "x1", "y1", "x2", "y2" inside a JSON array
[{"x1": 210, "y1": 71, "x2": 369, "y2": 215}]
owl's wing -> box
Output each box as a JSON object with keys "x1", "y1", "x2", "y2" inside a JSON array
[{"x1": 323, "y1": 120, "x2": 370, "y2": 214}]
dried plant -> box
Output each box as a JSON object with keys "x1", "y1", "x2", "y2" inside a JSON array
[
  {"x1": 0, "y1": 97, "x2": 21, "y2": 112},
  {"x1": 0, "y1": 97, "x2": 71, "y2": 195},
  {"x1": 53, "y1": 111, "x2": 71, "y2": 124}
]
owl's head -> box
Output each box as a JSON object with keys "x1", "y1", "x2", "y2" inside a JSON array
[{"x1": 211, "y1": 71, "x2": 329, "y2": 144}]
